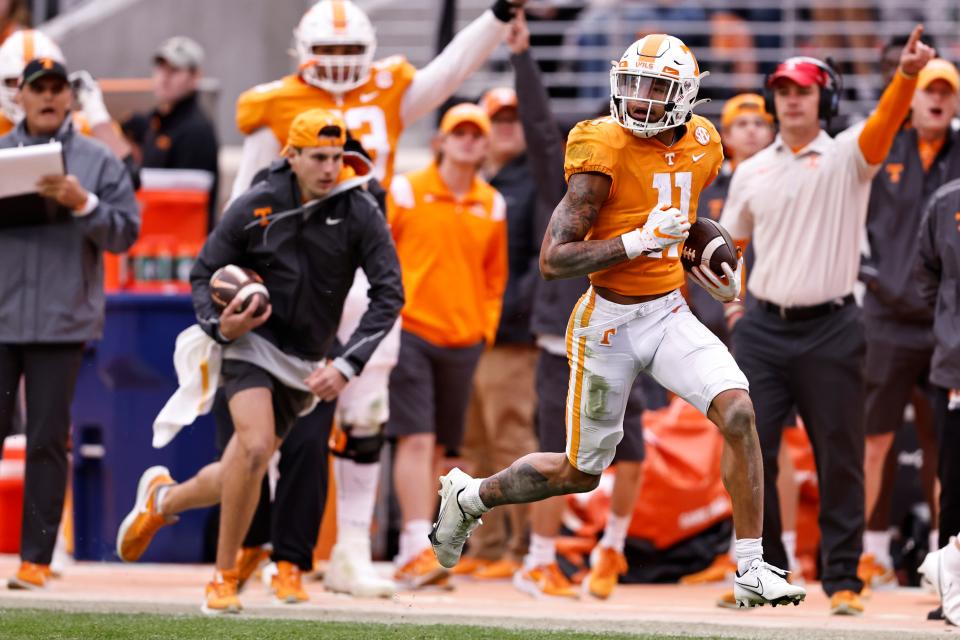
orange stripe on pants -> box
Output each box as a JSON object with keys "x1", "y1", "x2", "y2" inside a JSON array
[{"x1": 565, "y1": 289, "x2": 596, "y2": 470}]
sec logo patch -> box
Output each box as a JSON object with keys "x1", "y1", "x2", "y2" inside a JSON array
[
  {"x1": 375, "y1": 70, "x2": 394, "y2": 90},
  {"x1": 694, "y1": 126, "x2": 710, "y2": 146}
]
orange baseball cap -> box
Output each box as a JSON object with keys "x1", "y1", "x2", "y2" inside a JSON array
[
  {"x1": 721, "y1": 93, "x2": 773, "y2": 129},
  {"x1": 918, "y1": 58, "x2": 959, "y2": 93},
  {"x1": 439, "y1": 103, "x2": 491, "y2": 136},
  {"x1": 480, "y1": 87, "x2": 518, "y2": 117},
  {"x1": 284, "y1": 108, "x2": 347, "y2": 152}
]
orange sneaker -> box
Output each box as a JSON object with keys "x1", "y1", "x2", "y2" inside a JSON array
[
  {"x1": 584, "y1": 546, "x2": 628, "y2": 599},
  {"x1": 270, "y1": 561, "x2": 309, "y2": 604},
  {"x1": 202, "y1": 569, "x2": 242, "y2": 615},
  {"x1": 7, "y1": 562, "x2": 49, "y2": 590},
  {"x1": 116, "y1": 466, "x2": 177, "y2": 562},
  {"x1": 857, "y1": 553, "x2": 896, "y2": 589},
  {"x1": 513, "y1": 563, "x2": 578, "y2": 599},
  {"x1": 830, "y1": 589, "x2": 864, "y2": 616},
  {"x1": 450, "y1": 556, "x2": 492, "y2": 576},
  {"x1": 681, "y1": 554, "x2": 738, "y2": 585},
  {"x1": 474, "y1": 558, "x2": 521, "y2": 580},
  {"x1": 236, "y1": 546, "x2": 270, "y2": 592},
  {"x1": 395, "y1": 548, "x2": 450, "y2": 589}
]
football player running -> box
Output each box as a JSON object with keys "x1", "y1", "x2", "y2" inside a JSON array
[
  {"x1": 228, "y1": 0, "x2": 525, "y2": 599},
  {"x1": 430, "y1": 34, "x2": 807, "y2": 610}
]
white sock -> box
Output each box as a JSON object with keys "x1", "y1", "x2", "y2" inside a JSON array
[
  {"x1": 599, "y1": 513, "x2": 631, "y2": 553},
  {"x1": 930, "y1": 529, "x2": 940, "y2": 554},
  {"x1": 735, "y1": 537, "x2": 763, "y2": 575},
  {"x1": 524, "y1": 534, "x2": 556, "y2": 570},
  {"x1": 943, "y1": 536, "x2": 960, "y2": 575},
  {"x1": 396, "y1": 519, "x2": 433, "y2": 567},
  {"x1": 781, "y1": 530, "x2": 798, "y2": 572},
  {"x1": 154, "y1": 485, "x2": 171, "y2": 516},
  {"x1": 863, "y1": 529, "x2": 892, "y2": 566},
  {"x1": 457, "y1": 478, "x2": 489, "y2": 517},
  {"x1": 334, "y1": 458, "x2": 380, "y2": 541},
  {"x1": 727, "y1": 530, "x2": 737, "y2": 562}
]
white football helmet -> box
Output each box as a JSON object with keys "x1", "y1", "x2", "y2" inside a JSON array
[
  {"x1": 610, "y1": 34, "x2": 708, "y2": 138},
  {"x1": 0, "y1": 30, "x2": 66, "y2": 124},
  {"x1": 294, "y1": 0, "x2": 376, "y2": 94}
]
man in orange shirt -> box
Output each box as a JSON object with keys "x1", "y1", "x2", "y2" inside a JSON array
[
  {"x1": 429, "y1": 34, "x2": 807, "y2": 609},
  {"x1": 386, "y1": 103, "x2": 508, "y2": 588}
]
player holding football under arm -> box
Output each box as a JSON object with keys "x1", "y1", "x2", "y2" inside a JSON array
[
  {"x1": 225, "y1": 0, "x2": 524, "y2": 598},
  {"x1": 430, "y1": 34, "x2": 806, "y2": 609}
]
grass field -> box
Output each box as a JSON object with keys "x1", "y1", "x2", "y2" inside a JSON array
[{"x1": 0, "y1": 609, "x2": 722, "y2": 640}]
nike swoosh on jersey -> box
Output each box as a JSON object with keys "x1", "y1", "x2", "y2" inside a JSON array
[
  {"x1": 359, "y1": 91, "x2": 379, "y2": 103},
  {"x1": 692, "y1": 153, "x2": 706, "y2": 162},
  {"x1": 326, "y1": 217, "x2": 344, "y2": 225}
]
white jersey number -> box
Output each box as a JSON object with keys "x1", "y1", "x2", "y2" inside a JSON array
[
  {"x1": 649, "y1": 171, "x2": 692, "y2": 259},
  {"x1": 341, "y1": 106, "x2": 390, "y2": 181}
]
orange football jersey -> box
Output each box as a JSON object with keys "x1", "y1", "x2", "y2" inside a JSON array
[
  {"x1": 564, "y1": 114, "x2": 723, "y2": 296},
  {"x1": 0, "y1": 112, "x2": 92, "y2": 137},
  {"x1": 235, "y1": 55, "x2": 415, "y2": 186},
  {"x1": 0, "y1": 115, "x2": 12, "y2": 136}
]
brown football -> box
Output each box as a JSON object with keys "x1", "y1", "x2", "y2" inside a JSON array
[
  {"x1": 209, "y1": 265, "x2": 270, "y2": 317},
  {"x1": 680, "y1": 218, "x2": 738, "y2": 277}
]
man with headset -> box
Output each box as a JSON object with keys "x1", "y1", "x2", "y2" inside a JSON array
[{"x1": 719, "y1": 26, "x2": 934, "y2": 615}]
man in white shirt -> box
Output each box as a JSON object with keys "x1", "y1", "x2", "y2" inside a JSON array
[{"x1": 719, "y1": 27, "x2": 934, "y2": 615}]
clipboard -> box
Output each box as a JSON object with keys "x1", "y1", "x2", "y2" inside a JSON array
[{"x1": 0, "y1": 142, "x2": 72, "y2": 228}]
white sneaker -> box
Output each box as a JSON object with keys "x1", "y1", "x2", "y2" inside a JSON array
[
  {"x1": 324, "y1": 539, "x2": 396, "y2": 598},
  {"x1": 429, "y1": 467, "x2": 482, "y2": 569},
  {"x1": 926, "y1": 539, "x2": 960, "y2": 626},
  {"x1": 919, "y1": 547, "x2": 943, "y2": 598},
  {"x1": 733, "y1": 560, "x2": 806, "y2": 608}
]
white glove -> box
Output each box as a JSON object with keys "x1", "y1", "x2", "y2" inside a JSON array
[
  {"x1": 621, "y1": 205, "x2": 690, "y2": 258},
  {"x1": 69, "y1": 70, "x2": 111, "y2": 127},
  {"x1": 690, "y1": 257, "x2": 742, "y2": 303}
]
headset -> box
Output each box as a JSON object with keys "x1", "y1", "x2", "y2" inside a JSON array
[{"x1": 763, "y1": 56, "x2": 843, "y2": 125}]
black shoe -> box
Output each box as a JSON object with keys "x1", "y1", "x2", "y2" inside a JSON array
[{"x1": 927, "y1": 606, "x2": 944, "y2": 621}]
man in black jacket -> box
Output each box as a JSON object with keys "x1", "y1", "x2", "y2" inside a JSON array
[
  {"x1": 859, "y1": 58, "x2": 960, "y2": 587},
  {"x1": 115, "y1": 109, "x2": 403, "y2": 614},
  {"x1": 122, "y1": 36, "x2": 219, "y2": 228},
  {"x1": 915, "y1": 176, "x2": 960, "y2": 627}
]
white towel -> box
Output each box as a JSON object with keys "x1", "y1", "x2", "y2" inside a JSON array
[{"x1": 152, "y1": 325, "x2": 323, "y2": 448}]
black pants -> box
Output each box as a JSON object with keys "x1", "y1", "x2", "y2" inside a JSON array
[
  {"x1": 213, "y1": 388, "x2": 335, "y2": 571},
  {"x1": 732, "y1": 303, "x2": 865, "y2": 596},
  {"x1": 0, "y1": 343, "x2": 84, "y2": 565},
  {"x1": 935, "y1": 386, "x2": 960, "y2": 548}
]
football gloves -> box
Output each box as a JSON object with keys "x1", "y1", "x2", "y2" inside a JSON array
[
  {"x1": 621, "y1": 204, "x2": 690, "y2": 258},
  {"x1": 691, "y1": 257, "x2": 743, "y2": 303},
  {"x1": 69, "y1": 70, "x2": 111, "y2": 128}
]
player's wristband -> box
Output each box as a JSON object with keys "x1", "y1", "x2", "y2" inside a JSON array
[
  {"x1": 620, "y1": 228, "x2": 648, "y2": 259},
  {"x1": 490, "y1": 0, "x2": 518, "y2": 22}
]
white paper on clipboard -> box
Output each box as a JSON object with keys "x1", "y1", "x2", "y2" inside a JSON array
[{"x1": 0, "y1": 142, "x2": 65, "y2": 199}]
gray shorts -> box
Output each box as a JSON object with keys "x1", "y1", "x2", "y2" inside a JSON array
[
  {"x1": 221, "y1": 359, "x2": 314, "y2": 439},
  {"x1": 385, "y1": 330, "x2": 484, "y2": 450},
  {"x1": 536, "y1": 349, "x2": 646, "y2": 463}
]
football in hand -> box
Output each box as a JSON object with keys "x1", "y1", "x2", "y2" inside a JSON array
[
  {"x1": 210, "y1": 265, "x2": 270, "y2": 317},
  {"x1": 680, "y1": 218, "x2": 738, "y2": 278}
]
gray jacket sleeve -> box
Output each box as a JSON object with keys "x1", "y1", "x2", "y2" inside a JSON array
[
  {"x1": 512, "y1": 49, "x2": 566, "y2": 209},
  {"x1": 77, "y1": 154, "x2": 139, "y2": 253},
  {"x1": 190, "y1": 203, "x2": 248, "y2": 343},
  {"x1": 915, "y1": 198, "x2": 941, "y2": 309},
  {"x1": 340, "y1": 191, "x2": 404, "y2": 375}
]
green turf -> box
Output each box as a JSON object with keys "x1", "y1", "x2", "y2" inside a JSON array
[{"x1": 0, "y1": 609, "x2": 722, "y2": 639}]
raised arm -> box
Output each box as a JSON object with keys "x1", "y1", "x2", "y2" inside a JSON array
[{"x1": 858, "y1": 24, "x2": 933, "y2": 164}]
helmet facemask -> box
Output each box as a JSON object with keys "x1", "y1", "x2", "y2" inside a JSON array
[
  {"x1": 297, "y1": 41, "x2": 375, "y2": 94},
  {"x1": 0, "y1": 78, "x2": 23, "y2": 124},
  {"x1": 610, "y1": 67, "x2": 706, "y2": 138}
]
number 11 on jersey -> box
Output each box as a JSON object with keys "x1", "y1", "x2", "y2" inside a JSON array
[{"x1": 650, "y1": 171, "x2": 692, "y2": 259}]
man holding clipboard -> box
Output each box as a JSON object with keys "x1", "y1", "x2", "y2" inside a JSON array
[{"x1": 0, "y1": 57, "x2": 139, "y2": 590}]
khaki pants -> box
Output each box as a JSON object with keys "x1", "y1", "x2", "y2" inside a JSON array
[{"x1": 461, "y1": 344, "x2": 539, "y2": 562}]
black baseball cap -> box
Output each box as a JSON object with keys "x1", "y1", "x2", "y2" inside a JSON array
[{"x1": 20, "y1": 57, "x2": 69, "y2": 88}]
